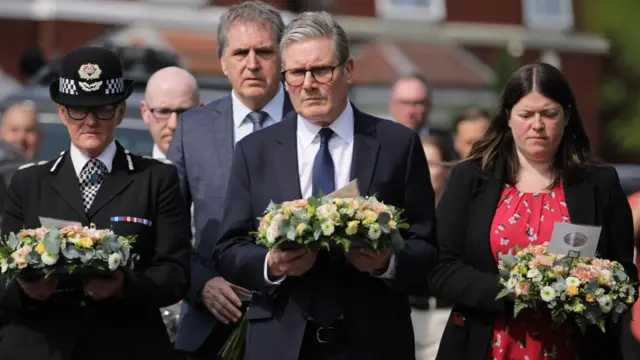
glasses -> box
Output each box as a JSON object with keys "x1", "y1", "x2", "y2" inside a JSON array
[
  {"x1": 65, "y1": 105, "x2": 119, "y2": 121},
  {"x1": 149, "y1": 107, "x2": 191, "y2": 121},
  {"x1": 282, "y1": 63, "x2": 343, "y2": 86}
]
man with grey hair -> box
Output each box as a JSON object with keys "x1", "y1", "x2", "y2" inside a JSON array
[
  {"x1": 214, "y1": 11, "x2": 437, "y2": 360},
  {"x1": 168, "y1": 1, "x2": 293, "y2": 359}
]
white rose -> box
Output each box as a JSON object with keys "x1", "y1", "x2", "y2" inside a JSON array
[
  {"x1": 41, "y1": 252, "x2": 59, "y2": 266},
  {"x1": 540, "y1": 286, "x2": 556, "y2": 302},
  {"x1": 108, "y1": 253, "x2": 122, "y2": 271},
  {"x1": 566, "y1": 276, "x2": 581, "y2": 287}
]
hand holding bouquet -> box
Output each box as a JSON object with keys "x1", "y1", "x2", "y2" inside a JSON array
[
  {"x1": 496, "y1": 243, "x2": 636, "y2": 333},
  {"x1": 0, "y1": 224, "x2": 139, "y2": 285},
  {"x1": 219, "y1": 194, "x2": 410, "y2": 360}
]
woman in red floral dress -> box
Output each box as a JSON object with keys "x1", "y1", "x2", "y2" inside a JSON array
[
  {"x1": 488, "y1": 184, "x2": 578, "y2": 360},
  {"x1": 429, "y1": 62, "x2": 638, "y2": 360}
]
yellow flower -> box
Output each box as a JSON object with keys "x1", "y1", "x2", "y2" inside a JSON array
[
  {"x1": 78, "y1": 237, "x2": 94, "y2": 248},
  {"x1": 345, "y1": 221, "x2": 359, "y2": 236},
  {"x1": 585, "y1": 293, "x2": 595, "y2": 303},
  {"x1": 35, "y1": 242, "x2": 46, "y2": 254},
  {"x1": 364, "y1": 210, "x2": 377, "y2": 222},
  {"x1": 567, "y1": 285, "x2": 578, "y2": 296},
  {"x1": 334, "y1": 199, "x2": 344, "y2": 207},
  {"x1": 388, "y1": 220, "x2": 397, "y2": 229},
  {"x1": 518, "y1": 265, "x2": 528, "y2": 275},
  {"x1": 306, "y1": 206, "x2": 315, "y2": 217}
]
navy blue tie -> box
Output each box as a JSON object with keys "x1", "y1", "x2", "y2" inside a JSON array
[
  {"x1": 309, "y1": 127, "x2": 341, "y2": 326},
  {"x1": 312, "y1": 128, "x2": 335, "y2": 197},
  {"x1": 246, "y1": 111, "x2": 268, "y2": 132}
]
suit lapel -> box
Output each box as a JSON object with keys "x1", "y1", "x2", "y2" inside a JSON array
[
  {"x1": 275, "y1": 113, "x2": 302, "y2": 200},
  {"x1": 282, "y1": 91, "x2": 294, "y2": 118},
  {"x1": 211, "y1": 96, "x2": 234, "y2": 180},
  {"x1": 50, "y1": 153, "x2": 88, "y2": 221},
  {"x1": 473, "y1": 171, "x2": 503, "y2": 273},
  {"x1": 87, "y1": 144, "x2": 133, "y2": 217},
  {"x1": 350, "y1": 106, "x2": 379, "y2": 196}
]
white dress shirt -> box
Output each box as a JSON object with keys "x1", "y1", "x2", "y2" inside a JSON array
[
  {"x1": 232, "y1": 84, "x2": 285, "y2": 144},
  {"x1": 69, "y1": 140, "x2": 116, "y2": 177},
  {"x1": 152, "y1": 144, "x2": 165, "y2": 160},
  {"x1": 263, "y1": 101, "x2": 396, "y2": 286}
]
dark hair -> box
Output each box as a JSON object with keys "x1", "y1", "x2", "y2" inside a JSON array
[
  {"x1": 454, "y1": 107, "x2": 490, "y2": 130},
  {"x1": 467, "y1": 62, "x2": 595, "y2": 189}
]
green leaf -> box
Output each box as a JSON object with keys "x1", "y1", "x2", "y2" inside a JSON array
[
  {"x1": 500, "y1": 254, "x2": 518, "y2": 268},
  {"x1": 496, "y1": 288, "x2": 510, "y2": 299},
  {"x1": 43, "y1": 228, "x2": 61, "y2": 255},
  {"x1": 514, "y1": 302, "x2": 528, "y2": 318},
  {"x1": 390, "y1": 231, "x2": 404, "y2": 252},
  {"x1": 377, "y1": 212, "x2": 391, "y2": 226},
  {"x1": 615, "y1": 270, "x2": 628, "y2": 282},
  {"x1": 8, "y1": 233, "x2": 19, "y2": 249}
]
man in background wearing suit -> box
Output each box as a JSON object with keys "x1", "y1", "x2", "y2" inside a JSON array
[
  {"x1": 167, "y1": 2, "x2": 293, "y2": 359},
  {"x1": 141, "y1": 66, "x2": 201, "y2": 160},
  {"x1": 141, "y1": 66, "x2": 201, "y2": 344},
  {"x1": 214, "y1": 11, "x2": 438, "y2": 360}
]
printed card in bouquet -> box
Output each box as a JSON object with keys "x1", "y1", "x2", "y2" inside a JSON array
[{"x1": 547, "y1": 222, "x2": 602, "y2": 258}]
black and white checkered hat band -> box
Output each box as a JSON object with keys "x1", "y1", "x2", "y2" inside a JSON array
[
  {"x1": 106, "y1": 78, "x2": 125, "y2": 95},
  {"x1": 59, "y1": 78, "x2": 78, "y2": 95},
  {"x1": 58, "y1": 77, "x2": 125, "y2": 95}
]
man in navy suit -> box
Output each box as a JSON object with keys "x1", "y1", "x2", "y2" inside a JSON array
[
  {"x1": 167, "y1": 2, "x2": 293, "y2": 359},
  {"x1": 214, "y1": 11, "x2": 438, "y2": 360}
]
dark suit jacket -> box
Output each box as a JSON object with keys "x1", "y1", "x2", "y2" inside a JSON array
[
  {"x1": 213, "y1": 107, "x2": 438, "y2": 360},
  {"x1": 429, "y1": 160, "x2": 639, "y2": 360},
  {"x1": 0, "y1": 142, "x2": 190, "y2": 360},
  {"x1": 168, "y1": 92, "x2": 293, "y2": 353}
]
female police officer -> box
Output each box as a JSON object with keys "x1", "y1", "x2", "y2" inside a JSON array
[{"x1": 0, "y1": 46, "x2": 191, "y2": 360}]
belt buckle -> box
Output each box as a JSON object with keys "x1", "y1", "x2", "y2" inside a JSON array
[{"x1": 316, "y1": 326, "x2": 334, "y2": 344}]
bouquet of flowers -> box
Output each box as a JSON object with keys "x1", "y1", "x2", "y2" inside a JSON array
[
  {"x1": 496, "y1": 243, "x2": 636, "y2": 333},
  {"x1": 219, "y1": 195, "x2": 410, "y2": 360},
  {"x1": 0, "y1": 224, "x2": 139, "y2": 285},
  {"x1": 253, "y1": 195, "x2": 409, "y2": 252}
]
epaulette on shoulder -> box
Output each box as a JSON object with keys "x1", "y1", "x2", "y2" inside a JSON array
[
  {"x1": 19, "y1": 160, "x2": 50, "y2": 170},
  {"x1": 18, "y1": 162, "x2": 36, "y2": 170},
  {"x1": 142, "y1": 155, "x2": 172, "y2": 165}
]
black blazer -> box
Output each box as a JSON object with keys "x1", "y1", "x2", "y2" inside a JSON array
[
  {"x1": 0, "y1": 143, "x2": 191, "y2": 360},
  {"x1": 429, "y1": 160, "x2": 638, "y2": 360},
  {"x1": 213, "y1": 106, "x2": 438, "y2": 360}
]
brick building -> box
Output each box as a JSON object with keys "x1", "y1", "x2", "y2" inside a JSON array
[{"x1": 0, "y1": 0, "x2": 609, "y2": 152}]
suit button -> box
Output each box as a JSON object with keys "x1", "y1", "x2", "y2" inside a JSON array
[{"x1": 80, "y1": 300, "x2": 86, "y2": 307}]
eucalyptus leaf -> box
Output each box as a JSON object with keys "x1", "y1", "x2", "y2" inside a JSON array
[
  {"x1": 79, "y1": 249, "x2": 95, "y2": 264},
  {"x1": 8, "y1": 233, "x2": 18, "y2": 249},
  {"x1": 587, "y1": 279, "x2": 600, "y2": 293},
  {"x1": 615, "y1": 270, "x2": 628, "y2": 282},
  {"x1": 286, "y1": 228, "x2": 296, "y2": 241},
  {"x1": 500, "y1": 254, "x2": 518, "y2": 268},
  {"x1": 43, "y1": 228, "x2": 61, "y2": 255},
  {"x1": 377, "y1": 212, "x2": 391, "y2": 225},
  {"x1": 390, "y1": 231, "x2": 404, "y2": 252},
  {"x1": 61, "y1": 245, "x2": 81, "y2": 259}
]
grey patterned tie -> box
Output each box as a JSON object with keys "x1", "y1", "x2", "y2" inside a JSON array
[
  {"x1": 79, "y1": 158, "x2": 108, "y2": 212},
  {"x1": 246, "y1": 111, "x2": 268, "y2": 132}
]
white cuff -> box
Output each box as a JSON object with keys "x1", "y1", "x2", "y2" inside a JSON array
[
  {"x1": 263, "y1": 253, "x2": 286, "y2": 285},
  {"x1": 371, "y1": 254, "x2": 396, "y2": 279}
]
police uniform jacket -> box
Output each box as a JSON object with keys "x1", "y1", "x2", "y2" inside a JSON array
[{"x1": 0, "y1": 141, "x2": 191, "y2": 360}]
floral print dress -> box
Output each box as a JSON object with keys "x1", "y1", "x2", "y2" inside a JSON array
[{"x1": 487, "y1": 184, "x2": 579, "y2": 360}]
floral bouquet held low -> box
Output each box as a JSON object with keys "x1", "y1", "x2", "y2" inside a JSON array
[
  {"x1": 496, "y1": 243, "x2": 636, "y2": 333},
  {"x1": 219, "y1": 194, "x2": 410, "y2": 360},
  {"x1": 0, "y1": 224, "x2": 139, "y2": 285}
]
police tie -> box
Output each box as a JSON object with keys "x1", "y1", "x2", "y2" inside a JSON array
[
  {"x1": 246, "y1": 111, "x2": 268, "y2": 132},
  {"x1": 309, "y1": 127, "x2": 341, "y2": 326},
  {"x1": 79, "y1": 158, "x2": 108, "y2": 212}
]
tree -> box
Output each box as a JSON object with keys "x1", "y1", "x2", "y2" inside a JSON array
[{"x1": 582, "y1": 0, "x2": 640, "y2": 152}]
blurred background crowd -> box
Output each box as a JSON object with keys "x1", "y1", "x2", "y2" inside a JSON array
[{"x1": 1, "y1": 0, "x2": 640, "y2": 359}]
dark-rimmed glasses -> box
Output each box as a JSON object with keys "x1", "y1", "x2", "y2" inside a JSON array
[
  {"x1": 65, "y1": 104, "x2": 119, "y2": 121},
  {"x1": 282, "y1": 63, "x2": 344, "y2": 86},
  {"x1": 148, "y1": 107, "x2": 191, "y2": 121}
]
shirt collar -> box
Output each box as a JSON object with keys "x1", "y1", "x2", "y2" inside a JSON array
[
  {"x1": 69, "y1": 140, "x2": 117, "y2": 177},
  {"x1": 298, "y1": 101, "x2": 354, "y2": 148},
  {"x1": 152, "y1": 144, "x2": 165, "y2": 160},
  {"x1": 231, "y1": 83, "x2": 285, "y2": 128}
]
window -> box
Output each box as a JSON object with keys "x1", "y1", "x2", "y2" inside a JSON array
[
  {"x1": 376, "y1": 0, "x2": 446, "y2": 22},
  {"x1": 523, "y1": 0, "x2": 574, "y2": 31}
]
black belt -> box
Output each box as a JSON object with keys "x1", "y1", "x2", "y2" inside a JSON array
[{"x1": 305, "y1": 320, "x2": 347, "y2": 344}]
